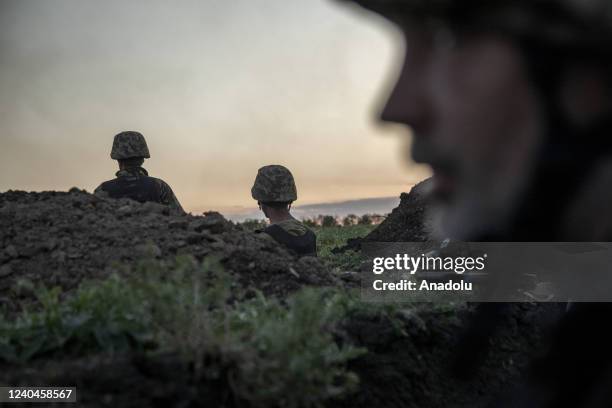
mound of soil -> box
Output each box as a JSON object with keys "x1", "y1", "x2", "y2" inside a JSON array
[
  {"x1": 0, "y1": 189, "x2": 334, "y2": 312},
  {"x1": 365, "y1": 178, "x2": 433, "y2": 242},
  {"x1": 337, "y1": 179, "x2": 433, "y2": 253}
]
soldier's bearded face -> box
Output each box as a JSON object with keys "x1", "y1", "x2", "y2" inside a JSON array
[{"x1": 381, "y1": 26, "x2": 545, "y2": 239}]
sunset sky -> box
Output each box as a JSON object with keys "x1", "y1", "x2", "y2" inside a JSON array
[{"x1": 0, "y1": 0, "x2": 430, "y2": 214}]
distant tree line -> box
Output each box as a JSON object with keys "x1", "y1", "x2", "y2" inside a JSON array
[
  {"x1": 302, "y1": 214, "x2": 386, "y2": 228},
  {"x1": 239, "y1": 214, "x2": 385, "y2": 230}
]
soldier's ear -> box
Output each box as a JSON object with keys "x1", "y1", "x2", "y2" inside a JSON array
[{"x1": 559, "y1": 64, "x2": 611, "y2": 129}]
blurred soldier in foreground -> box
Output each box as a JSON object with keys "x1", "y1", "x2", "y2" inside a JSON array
[
  {"x1": 340, "y1": 0, "x2": 612, "y2": 406},
  {"x1": 94, "y1": 131, "x2": 184, "y2": 214},
  {"x1": 251, "y1": 165, "x2": 317, "y2": 257}
]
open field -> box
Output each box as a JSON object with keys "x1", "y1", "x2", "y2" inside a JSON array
[{"x1": 314, "y1": 224, "x2": 374, "y2": 257}]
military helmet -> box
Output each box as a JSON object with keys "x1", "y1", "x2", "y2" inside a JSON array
[
  {"x1": 343, "y1": 0, "x2": 612, "y2": 51},
  {"x1": 251, "y1": 165, "x2": 298, "y2": 202},
  {"x1": 110, "y1": 131, "x2": 151, "y2": 160}
]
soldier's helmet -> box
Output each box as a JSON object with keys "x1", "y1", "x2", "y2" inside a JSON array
[
  {"x1": 251, "y1": 165, "x2": 298, "y2": 202},
  {"x1": 110, "y1": 131, "x2": 151, "y2": 160},
  {"x1": 343, "y1": 0, "x2": 612, "y2": 51}
]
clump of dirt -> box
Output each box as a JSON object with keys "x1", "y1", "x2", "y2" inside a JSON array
[{"x1": 0, "y1": 189, "x2": 334, "y2": 311}]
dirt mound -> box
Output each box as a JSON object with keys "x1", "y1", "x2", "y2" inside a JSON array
[
  {"x1": 364, "y1": 178, "x2": 433, "y2": 242},
  {"x1": 0, "y1": 189, "x2": 334, "y2": 311},
  {"x1": 336, "y1": 179, "x2": 433, "y2": 253}
]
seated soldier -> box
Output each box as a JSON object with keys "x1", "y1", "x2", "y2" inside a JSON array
[
  {"x1": 94, "y1": 131, "x2": 184, "y2": 214},
  {"x1": 251, "y1": 165, "x2": 317, "y2": 257}
]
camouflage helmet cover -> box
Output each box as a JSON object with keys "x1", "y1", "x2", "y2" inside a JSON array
[
  {"x1": 251, "y1": 165, "x2": 298, "y2": 202},
  {"x1": 343, "y1": 0, "x2": 612, "y2": 50},
  {"x1": 110, "y1": 131, "x2": 151, "y2": 160}
]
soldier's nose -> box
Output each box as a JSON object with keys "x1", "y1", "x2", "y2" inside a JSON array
[{"x1": 380, "y1": 60, "x2": 431, "y2": 135}]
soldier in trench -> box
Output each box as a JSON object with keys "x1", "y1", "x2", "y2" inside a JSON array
[
  {"x1": 94, "y1": 131, "x2": 184, "y2": 214},
  {"x1": 251, "y1": 165, "x2": 317, "y2": 257}
]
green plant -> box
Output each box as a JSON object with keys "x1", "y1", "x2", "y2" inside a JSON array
[
  {"x1": 324, "y1": 250, "x2": 363, "y2": 271},
  {"x1": 0, "y1": 274, "x2": 153, "y2": 363},
  {"x1": 1, "y1": 257, "x2": 367, "y2": 407},
  {"x1": 221, "y1": 289, "x2": 366, "y2": 407}
]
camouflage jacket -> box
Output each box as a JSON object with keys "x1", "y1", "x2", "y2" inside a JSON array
[
  {"x1": 258, "y1": 218, "x2": 317, "y2": 257},
  {"x1": 94, "y1": 167, "x2": 184, "y2": 214}
]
